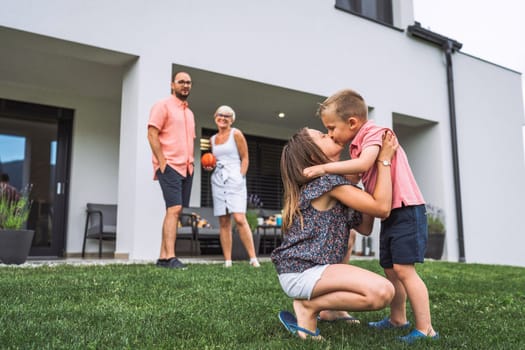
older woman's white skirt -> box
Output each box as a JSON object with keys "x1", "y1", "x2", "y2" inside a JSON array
[{"x1": 211, "y1": 164, "x2": 247, "y2": 216}]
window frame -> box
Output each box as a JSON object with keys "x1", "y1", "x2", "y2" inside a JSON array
[{"x1": 335, "y1": 0, "x2": 400, "y2": 30}]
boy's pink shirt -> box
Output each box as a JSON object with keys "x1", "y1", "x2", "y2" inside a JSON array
[
  {"x1": 350, "y1": 120, "x2": 425, "y2": 209},
  {"x1": 148, "y1": 95, "x2": 195, "y2": 179}
]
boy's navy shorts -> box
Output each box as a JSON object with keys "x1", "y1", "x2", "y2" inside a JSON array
[
  {"x1": 156, "y1": 165, "x2": 193, "y2": 209},
  {"x1": 379, "y1": 204, "x2": 427, "y2": 268}
]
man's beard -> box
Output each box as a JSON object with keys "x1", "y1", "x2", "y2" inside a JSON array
[{"x1": 175, "y1": 91, "x2": 189, "y2": 101}]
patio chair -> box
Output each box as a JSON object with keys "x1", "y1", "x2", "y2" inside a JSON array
[
  {"x1": 82, "y1": 203, "x2": 117, "y2": 258},
  {"x1": 177, "y1": 212, "x2": 199, "y2": 255}
]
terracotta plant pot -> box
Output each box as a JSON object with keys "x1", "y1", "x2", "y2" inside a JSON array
[{"x1": 0, "y1": 229, "x2": 35, "y2": 264}]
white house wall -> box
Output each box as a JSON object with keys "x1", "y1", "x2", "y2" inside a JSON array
[
  {"x1": 116, "y1": 57, "x2": 174, "y2": 260},
  {"x1": 1, "y1": 0, "x2": 524, "y2": 266},
  {"x1": 454, "y1": 53, "x2": 525, "y2": 266}
]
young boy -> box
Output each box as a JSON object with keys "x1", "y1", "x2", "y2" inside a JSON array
[{"x1": 303, "y1": 89, "x2": 439, "y2": 343}]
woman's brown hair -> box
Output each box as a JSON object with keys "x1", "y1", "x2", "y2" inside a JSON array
[{"x1": 280, "y1": 128, "x2": 332, "y2": 232}]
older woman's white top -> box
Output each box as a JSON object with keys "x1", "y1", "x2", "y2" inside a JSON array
[{"x1": 210, "y1": 128, "x2": 247, "y2": 216}]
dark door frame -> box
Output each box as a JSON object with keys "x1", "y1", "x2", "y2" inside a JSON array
[{"x1": 0, "y1": 98, "x2": 73, "y2": 258}]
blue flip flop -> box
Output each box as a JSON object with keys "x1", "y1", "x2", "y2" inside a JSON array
[{"x1": 278, "y1": 311, "x2": 321, "y2": 338}]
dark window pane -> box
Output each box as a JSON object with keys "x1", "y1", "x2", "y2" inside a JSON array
[{"x1": 335, "y1": 0, "x2": 393, "y2": 26}]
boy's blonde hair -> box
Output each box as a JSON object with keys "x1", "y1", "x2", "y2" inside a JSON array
[{"x1": 317, "y1": 89, "x2": 368, "y2": 121}]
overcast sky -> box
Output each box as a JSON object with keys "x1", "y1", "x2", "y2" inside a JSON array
[{"x1": 413, "y1": 0, "x2": 525, "y2": 111}]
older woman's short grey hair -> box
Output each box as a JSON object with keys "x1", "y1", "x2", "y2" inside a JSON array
[{"x1": 214, "y1": 105, "x2": 236, "y2": 122}]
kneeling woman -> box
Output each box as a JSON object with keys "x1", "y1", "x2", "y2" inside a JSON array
[{"x1": 271, "y1": 128, "x2": 397, "y2": 339}]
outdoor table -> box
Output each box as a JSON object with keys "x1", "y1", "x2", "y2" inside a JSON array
[{"x1": 256, "y1": 224, "x2": 282, "y2": 254}]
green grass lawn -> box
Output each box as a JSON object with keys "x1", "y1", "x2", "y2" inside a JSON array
[{"x1": 1, "y1": 260, "x2": 524, "y2": 349}]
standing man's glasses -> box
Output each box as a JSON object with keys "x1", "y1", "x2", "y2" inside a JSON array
[
  {"x1": 175, "y1": 80, "x2": 192, "y2": 85},
  {"x1": 216, "y1": 113, "x2": 232, "y2": 118}
]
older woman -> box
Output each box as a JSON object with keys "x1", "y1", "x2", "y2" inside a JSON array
[{"x1": 208, "y1": 105, "x2": 260, "y2": 268}]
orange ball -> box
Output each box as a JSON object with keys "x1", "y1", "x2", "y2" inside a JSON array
[{"x1": 201, "y1": 152, "x2": 216, "y2": 170}]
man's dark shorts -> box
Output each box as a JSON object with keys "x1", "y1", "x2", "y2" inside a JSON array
[
  {"x1": 379, "y1": 204, "x2": 427, "y2": 268},
  {"x1": 157, "y1": 165, "x2": 193, "y2": 208}
]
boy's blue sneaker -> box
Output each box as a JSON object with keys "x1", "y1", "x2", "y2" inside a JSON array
[
  {"x1": 368, "y1": 317, "x2": 410, "y2": 330},
  {"x1": 398, "y1": 329, "x2": 440, "y2": 344}
]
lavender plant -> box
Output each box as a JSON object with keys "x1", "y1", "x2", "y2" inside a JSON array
[
  {"x1": 0, "y1": 184, "x2": 32, "y2": 230},
  {"x1": 425, "y1": 203, "x2": 445, "y2": 234}
]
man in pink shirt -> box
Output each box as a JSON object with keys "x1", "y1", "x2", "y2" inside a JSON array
[
  {"x1": 147, "y1": 71, "x2": 196, "y2": 269},
  {"x1": 303, "y1": 89, "x2": 439, "y2": 343}
]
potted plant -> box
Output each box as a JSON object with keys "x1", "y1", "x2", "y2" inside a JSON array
[
  {"x1": 247, "y1": 193, "x2": 264, "y2": 231},
  {"x1": 425, "y1": 203, "x2": 445, "y2": 260},
  {"x1": 0, "y1": 185, "x2": 34, "y2": 264}
]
